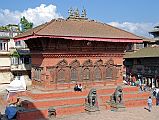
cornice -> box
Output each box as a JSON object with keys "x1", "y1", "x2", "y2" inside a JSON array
[{"x1": 32, "y1": 53, "x2": 124, "y2": 58}]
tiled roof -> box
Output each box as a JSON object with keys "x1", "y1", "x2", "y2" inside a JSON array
[
  {"x1": 141, "y1": 36, "x2": 154, "y2": 42},
  {"x1": 124, "y1": 46, "x2": 159, "y2": 58},
  {"x1": 15, "y1": 18, "x2": 142, "y2": 40}
]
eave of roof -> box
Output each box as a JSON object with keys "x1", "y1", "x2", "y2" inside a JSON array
[{"x1": 14, "y1": 35, "x2": 142, "y2": 43}]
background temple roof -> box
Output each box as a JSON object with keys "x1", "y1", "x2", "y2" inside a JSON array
[
  {"x1": 124, "y1": 46, "x2": 159, "y2": 58},
  {"x1": 14, "y1": 18, "x2": 142, "y2": 41}
]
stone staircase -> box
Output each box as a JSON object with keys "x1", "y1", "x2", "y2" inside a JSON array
[{"x1": 0, "y1": 85, "x2": 156, "y2": 120}]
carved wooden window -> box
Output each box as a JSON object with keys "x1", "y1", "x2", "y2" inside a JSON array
[
  {"x1": 106, "y1": 67, "x2": 113, "y2": 79},
  {"x1": 34, "y1": 67, "x2": 43, "y2": 81},
  {"x1": 94, "y1": 67, "x2": 102, "y2": 80},
  {"x1": 83, "y1": 68, "x2": 90, "y2": 80},
  {"x1": 71, "y1": 68, "x2": 78, "y2": 81},
  {"x1": 57, "y1": 69, "x2": 65, "y2": 83}
]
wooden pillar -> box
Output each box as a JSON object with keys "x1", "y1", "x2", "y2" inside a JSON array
[
  {"x1": 66, "y1": 66, "x2": 71, "y2": 88},
  {"x1": 90, "y1": 66, "x2": 93, "y2": 87}
]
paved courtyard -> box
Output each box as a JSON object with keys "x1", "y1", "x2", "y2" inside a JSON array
[{"x1": 54, "y1": 106, "x2": 159, "y2": 120}]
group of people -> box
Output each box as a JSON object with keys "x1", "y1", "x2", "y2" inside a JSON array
[
  {"x1": 124, "y1": 74, "x2": 157, "y2": 92},
  {"x1": 153, "y1": 88, "x2": 159, "y2": 106},
  {"x1": 74, "y1": 83, "x2": 83, "y2": 92},
  {"x1": 123, "y1": 74, "x2": 138, "y2": 87}
]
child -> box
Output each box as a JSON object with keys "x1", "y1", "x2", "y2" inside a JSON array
[{"x1": 147, "y1": 96, "x2": 152, "y2": 112}]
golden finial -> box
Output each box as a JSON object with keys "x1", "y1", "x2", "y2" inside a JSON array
[
  {"x1": 74, "y1": 8, "x2": 80, "y2": 18},
  {"x1": 68, "y1": 7, "x2": 74, "y2": 18},
  {"x1": 81, "y1": 8, "x2": 87, "y2": 18}
]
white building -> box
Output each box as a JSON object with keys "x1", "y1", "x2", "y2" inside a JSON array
[{"x1": 0, "y1": 26, "x2": 31, "y2": 92}]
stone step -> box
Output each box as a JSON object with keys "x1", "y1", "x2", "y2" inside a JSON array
[
  {"x1": 33, "y1": 81, "x2": 117, "y2": 91},
  {"x1": 20, "y1": 91, "x2": 150, "y2": 110},
  {"x1": 100, "y1": 92, "x2": 150, "y2": 104},
  {"x1": 104, "y1": 97, "x2": 156, "y2": 110},
  {"x1": 26, "y1": 86, "x2": 139, "y2": 100},
  {"x1": 21, "y1": 97, "x2": 85, "y2": 109},
  {"x1": 17, "y1": 104, "x2": 85, "y2": 120},
  {"x1": 125, "y1": 98, "x2": 156, "y2": 107},
  {"x1": 17, "y1": 97, "x2": 157, "y2": 120}
]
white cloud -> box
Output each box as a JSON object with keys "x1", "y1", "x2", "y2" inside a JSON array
[
  {"x1": 0, "y1": 4, "x2": 63, "y2": 26},
  {"x1": 108, "y1": 22, "x2": 156, "y2": 37}
]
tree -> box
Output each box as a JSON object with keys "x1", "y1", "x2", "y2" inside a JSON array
[{"x1": 20, "y1": 16, "x2": 33, "y2": 31}]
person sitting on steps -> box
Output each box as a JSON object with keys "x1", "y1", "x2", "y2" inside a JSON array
[
  {"x1": 74, "y1": 84, "x2": 79, "y2": 92},
  {"x1": 74, "y1": 83, "x2": 83, "y2": 92},
  {"x1": 78, "y1": 84, "x2": 82, "y2": 92}
]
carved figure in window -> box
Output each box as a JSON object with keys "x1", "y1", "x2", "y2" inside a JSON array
[
  {"x1": 57, "y1": 69, "x2": 65, "y2": 83},
  {"x1": 70, "y1": 59, "x2": 80, "y2": 68},
  {"x1": 57, "y1": 59, "x2": 68, "y2": 68},
  {"x1": 71, "y1": 68, "x2": 78, "y2": 81},
  {"x1": 83, "y1": 68, "x2": 90, "y2": 80},
  {"x1": 94, "y1": 67, "x2": 102, "y2": 80},
  {"x1": 106, "y1": 59, "x2": 114, "y2": 67},
  {"x1": 94, "y1": 59, "x2": 103, "y2": 66},
  {"x1": 83, "y1": 59, "x2": 93, "y2": 67}
]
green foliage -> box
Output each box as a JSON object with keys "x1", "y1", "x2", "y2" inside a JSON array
[
  {"x1": 0, "y1": 24, "x2": 19, "y2": 31},
  {"x1": 0, "y1": 26, "x2": 9, "y2": 31},
  {"x1": 0, "y1": 17, "x2": 33, "y2": 32},
  {"x1": 20, "y1": 16, "x2": 33, "y2": 31},
  {"x1": 11, "y1": 51, "x2": 20, "y2": 58}
]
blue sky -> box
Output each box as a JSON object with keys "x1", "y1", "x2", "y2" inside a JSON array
[{"x1": 0, "y1": 0, "x2": 159, "y2": 37}]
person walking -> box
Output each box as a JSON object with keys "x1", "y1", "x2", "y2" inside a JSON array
[
  {"x1": 147, "y1": 96, "x2": 152, "y2": 112},
  {"x1": 139, "y1": 78, "x2": 143, "y2": 91}
]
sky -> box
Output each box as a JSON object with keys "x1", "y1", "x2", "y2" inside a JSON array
[{"x1": 0, "y1": 0, "x2": 159, "y2": 37}]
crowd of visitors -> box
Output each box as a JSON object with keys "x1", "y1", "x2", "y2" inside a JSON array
[
  {"x1": 123, "y1": 73, "x2": 159, "y2": 107},
  {"x1": 123, "y1": 74, "x2": 157, "y2": 91}
]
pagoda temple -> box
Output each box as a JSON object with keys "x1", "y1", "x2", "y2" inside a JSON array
[{"x1": 14, "y1": 10, "x2": 142, "y2": 89}]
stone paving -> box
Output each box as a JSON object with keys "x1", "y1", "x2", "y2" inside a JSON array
[{"x1": 53, "y1": 106, "x2": 159, "y2": 120}]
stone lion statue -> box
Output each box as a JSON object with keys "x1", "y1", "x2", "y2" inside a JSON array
[
  {"x1": 110, "y1": 86, "x2": 123, "y2": 104},
  {"x1": 87, "y1": 88, "x2": 97, "y2": 106},
  {"x1": 85, "y1": 88, "x2": 99, "y2": 112}
]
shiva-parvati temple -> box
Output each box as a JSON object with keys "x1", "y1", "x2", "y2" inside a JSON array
[{"x1": 14, "y1": 9, "x2": 142, "y2": 90}]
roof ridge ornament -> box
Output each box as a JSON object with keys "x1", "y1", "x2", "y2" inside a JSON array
[
  {"x1": 67, "y1": 7, "x2": 88, "y2": 20},
  {"x1": 81, "y1": 8, "x2": 87, "y2": 18}
]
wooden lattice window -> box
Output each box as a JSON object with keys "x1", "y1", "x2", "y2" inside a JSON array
[
  {"x1": 106, "y1": 67, "x2": 113, "y2": 79},
  {"x1": 94, "y1": 67, "x2": 102, "y2": 80},
  {"x1": 71, "y1": 68, "x2": 78, "y2": 81},
  {"x1": 57, "y1": 69, "x2": 65, "y2": 83},
  {"x1": 83, "y1": 68, "x2": 90, "y2": 80},
  {"x1": 34, "y1": 67, "x2": 43, "y2": 81}
]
